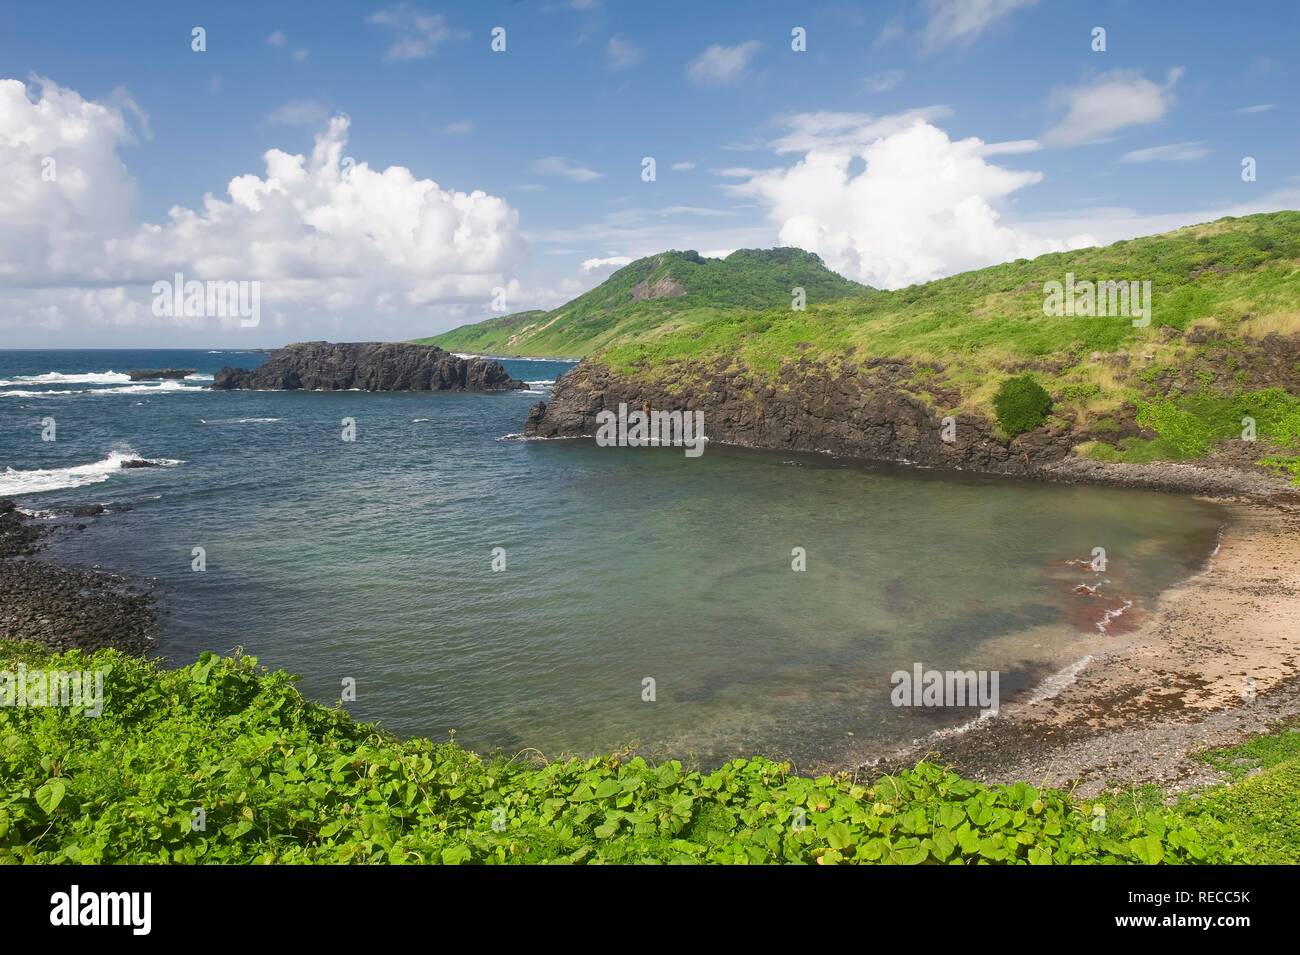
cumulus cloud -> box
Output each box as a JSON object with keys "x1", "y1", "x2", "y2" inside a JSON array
[
  {"x1": 765, "y1": 107, "x2": 952, "y2": 154},
  {"x1": 1044, "y1": 68, "x2": 1183, "y2": 146},
  {"x1": 0, "y1": 75, "x2": 526, "y2": 342},
  {"x1": 730, "y1": 115, "x2": 1095, "y2": 289},
  {"x1": 921, "y1": 0, "x2": 1037, "y2": 52},
  {"x1": 0, "y1": 76, "x2": 142, "y2": 284},
  {"x1": 1121, "y1": 141, "x2": 1210, "y2": 163},
  {"x1": 686, "y1": 41, "x2": 761, "y2": 86}
]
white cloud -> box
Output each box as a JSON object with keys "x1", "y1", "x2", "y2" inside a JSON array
[
  {"x1": 265, "y1": 99, "x2": 329, "y2": 127},
  {"x1": 0, "y1": 75, "x2": 526, "y2": 343},
  {"x1": 862, "y1": 70, "x2": 904, "y2": 93},
  {"x1": 921, "y1": 0, "x2": 1036, "y2": 52},
  {"x1": 1238, "y1": 103, "x2": 1277, "y2": 114},
  {"x1": 0, "y1": 76, "x2": 142, "y2": 284},
  {"x1": 531, "y1": 156, "x2": 603, "y2": 182},
  {"x1": 875, "y1": 19, "x2": 906, "y2": 48},
  {"x1": 367, "y1": 6, "x2": 463, "y2": 62},
  {"x1": 1121, "y1": 141, "x2": 1210, "y2": 163},
  {"x1": 730, "y1": 115, "x2": 1095, "y2": 289},
  {"x1": 765, "y1": 107, "x2": 952, "y2": 153},
  {"x1": 1044, "y1": 68, "x2": 1183, "y2": 147},
  {"x1": 1019, "y1": 188, "x2": 1300, "y2": 250},
  {"x1": 581, "y1": 255, "x2": 632, "y2": 272},
  {"x1": 440, "y1": 119, "x2": 474, "y2": 134},
  {"x1": 671, "y1": 161, "x2": 696, "y2": 171},
  {"x1": 606, "y1": 36, "x2": 642, "y2": 70},
  {"x1": 686, "y1": 41, "x2": 761, "y2": 86},
  {"x1": 266, "y1": 31, "x2": 287, "y2": 47},
  {"x1": 291, "y1": 49, "x2": 309, "y2": 63}
]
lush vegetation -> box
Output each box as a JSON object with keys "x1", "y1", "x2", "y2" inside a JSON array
[
  {"x1": 417, "y1": 248, "x2": 864, "y2": 358},
  {"x1": 424, "y1": 212, "x2": 1300, "y2": 471},
  {"x1": 1178, "y1": 720, "x2": 1300, "y2": 863},
  {"x1": 994, "y1": 375, "x2": 1053, "y2": 437},
  {"x1": 3, "y1": 641, "x2": 1284, "y2": 865}
]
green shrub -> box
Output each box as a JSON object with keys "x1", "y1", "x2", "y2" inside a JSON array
[
  {"x1": 0, "y1": 642, "x2": 1251, "y2": 865},
  {"x1": 993, "y1": 375, "x2": 1053, "y2": 436}
]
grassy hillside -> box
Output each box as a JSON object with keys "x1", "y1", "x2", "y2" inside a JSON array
[
  {"x1": 3, "y1": 640, "x2": 1280, "y2": 864},
  {"x1": 592, "y1": 212, "x2": 1300, "y2": 476},
  {"x1": 417, "y1": 248, "x2": 864, "y2": 358}
]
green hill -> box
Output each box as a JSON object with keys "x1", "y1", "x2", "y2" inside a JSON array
[
  {"x1": 529, "y1": 212, "x2": 1300, "y2": 479},
  {"x1": 416, "y1": 247, "x2": 865, "y2": 358}
]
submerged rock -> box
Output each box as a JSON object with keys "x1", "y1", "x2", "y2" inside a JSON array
[{"x1": 211, "y1": 341, "x2": 527, "y2": 392}]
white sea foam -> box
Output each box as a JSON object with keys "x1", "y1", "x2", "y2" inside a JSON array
[
  {"x1": 497, "y1": 433, "x2": 579, "y2": 441},
  {"x1": 0, "y1": 371, "x2": 130, "y2": 386},
  {"x1": 0, "y1": 389, "x2": 79, "y2": 398},
  {"x1": 526, "y1": 380, "x2": 556, "y2": 387},
  {"x1": 1023, "y1": 655, "x2": 1095, "y2": 706},
  {"x1": 0, "y1": 452, "x2": 181, "y2": 496},
  {"x1": 1096, "y1": 600, "x2": 1133, "y2": 634},
  {"x1": 201, "y1": 417, "x2": 281, "y2": 424},
  {"x1": 16, "y1": 507, "x2": 59, "y2": 518},
  {"x1": 87, "y1": 381, "x2": 207, "y2": 395}
]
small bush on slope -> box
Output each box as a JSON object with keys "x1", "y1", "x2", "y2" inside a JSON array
[
  {"x1": 993, "y1": 375, "x2": 1053, "y2": 437},
  {"x1": 0, "y1": 643, "x2": 1246, "y2": 864}
]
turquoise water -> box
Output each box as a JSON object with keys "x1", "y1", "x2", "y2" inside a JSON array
[{"x1": 0, "y1": 349, "x2": 1225, "y2": 768}]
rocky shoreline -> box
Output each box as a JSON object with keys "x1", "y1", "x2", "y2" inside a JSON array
[
  {"x1": 0, "y1": 500, "x2": 158, "y2": 655},
  {"x1": 525, "y1": 359, "x2": 1299, "y2": 504}
]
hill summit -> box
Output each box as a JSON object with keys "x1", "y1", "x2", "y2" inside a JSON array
[{"x1": 417, "y1": 247, "x2": 865, "y2": 358}]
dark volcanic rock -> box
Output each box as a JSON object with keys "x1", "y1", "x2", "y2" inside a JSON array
[
  {"x1": 127, "y1": 368, "x2": 195, "y2": 381},
  {"x1": 0, "y1": 559, "x2": 157, "y2": 655},
  {"x1": 524, "y1": 356, "x2": 1300, "y2": 500},
  {"x1": 0, "y1": 503, "x2": 157, "y2": 653},
  {"x1": 524, "y1": 360, "x2": 1075, "y2": 477},
  {"x1": 210, "y1": 341, "x2": 527, "y2": 392},
  {"x1": 0, "y1": 499, "x2": 44, "y2": 558}
]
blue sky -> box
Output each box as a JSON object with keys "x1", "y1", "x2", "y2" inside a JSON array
[{"x1": 1, "y1": 0, "x2": 1296, "y2": 346}]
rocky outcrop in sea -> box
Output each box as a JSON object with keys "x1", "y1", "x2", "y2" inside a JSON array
[{"x1": 212, "y1": 341, "x2": 527, "y2": 392}]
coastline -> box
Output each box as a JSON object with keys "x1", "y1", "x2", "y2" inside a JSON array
[
  {"x1": 867, "y1": 497, "x2": 1300, "y2": 796},
  {"x1": 4, "y1": 455, "x2": 1298, "y2": 793},
  {"x1": 0, "y1": 500, "x2": 158, "y2": 655}
]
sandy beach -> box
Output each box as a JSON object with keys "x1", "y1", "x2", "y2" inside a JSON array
[{"x1": 877, "y1": 498, "x2": 1300, "y2": 796}]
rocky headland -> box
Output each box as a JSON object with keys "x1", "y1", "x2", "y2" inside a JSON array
[{"x1": 212, "y1": 341, "x2": 526, "y2": 392}]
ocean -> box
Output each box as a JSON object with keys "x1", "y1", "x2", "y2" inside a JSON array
[{"x1": 0, "y1": 348, "x2": 1225, "y2": 768}]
